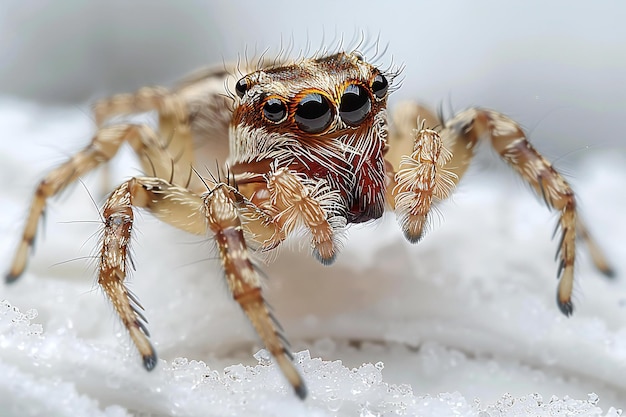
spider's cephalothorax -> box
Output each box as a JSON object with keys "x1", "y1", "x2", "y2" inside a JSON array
[
  {"x1": 231, "y1": 53, "x2": 391, "y2": 228},
  {"x1": 5, "y1": 50, "x2": 613, "y2": 399}
]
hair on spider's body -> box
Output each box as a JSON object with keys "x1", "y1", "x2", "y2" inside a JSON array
[{"x1": 6, "y1": 49, "x2": 613, "y2": 400}]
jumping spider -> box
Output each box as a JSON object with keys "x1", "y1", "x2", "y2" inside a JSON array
[{"x1": 6, "y1": 51, "x2": 613, "y2": 399}]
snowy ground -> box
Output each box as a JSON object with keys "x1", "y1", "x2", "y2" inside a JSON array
[{"x1": 0, "y1": 97, "x2": 625, "y2": 416}]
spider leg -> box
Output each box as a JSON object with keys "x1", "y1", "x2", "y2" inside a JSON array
[
  {"x1": 95, "y1": 176, "x2": 306, "y2": 396},
  {"x1": 388, "y1": 103, "x2": 613, "y2": 315},
  {"x1": 266, "y1": 167, "x2": 345, "y2": 265},
  {"x1": 93, "y1": 80, "x2": 234, "y2": 190},
  {"x1": 9, "y1": 76, "x2": 304, "y2": 393},
  {"x1": 98, "y1": 177, "x2": 206, "y2": 370},
  {"x1": 385, "y1": 101, "x2": 442, "y2": 175},
  {"x1": 575, "y1": 219, "x2": 614, "y2": 278},
  {"x1": 94, "y1": 85, "x2": 203, "y2": 189},
  {"x1": 94, "y1": 86, "x2": 180, "y2": 127},
  {"x1": 7, "y1": 86, "x2": 204, "y2": 282},
  {"x1": 205, "y1": 183, "x2": 306, "y2": 399},
  {"x1": 390, "y1": 127, "x2": 457, "y2": 243},
  {"x1": 443, "y1": 108, "x2": 614, "y2": 313},
  {"x1": 6, "y1": 124, "x2": 175, "y2": 281}
]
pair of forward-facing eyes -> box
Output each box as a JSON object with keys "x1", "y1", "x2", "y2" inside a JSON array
[{"x1": 235, "y1": 74, "x2": 389, "y2": 134}]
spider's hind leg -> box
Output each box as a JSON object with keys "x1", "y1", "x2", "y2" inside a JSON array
[
  {"x1": 94, "y1": 85, "x2": 199, "y2": 188},
  {"x1": 6, "y1": 124, "x2": 169, "y2": 282},
  {"x1": 7, "y1": 85, "x2": 201, "y2": 282}
]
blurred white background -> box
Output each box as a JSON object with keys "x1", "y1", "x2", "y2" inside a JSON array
[{"x1": 0, "y1": 0, "x2": 624, "y2": 157}]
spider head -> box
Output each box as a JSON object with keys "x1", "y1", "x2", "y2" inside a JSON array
[
  {"x1": 229, "y1": 52, "x2": 395, "y2": 224},
  {"x1": 230, "y1": 52, "x2": 392, "y2": 161}
]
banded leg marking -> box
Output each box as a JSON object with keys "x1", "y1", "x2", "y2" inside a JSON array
[
  {"x1": 98, "y1": 177, "x2": 206, "y2": 369},
  {"x1": 443, "y1": 108, "x2": 611, "y2": 314},
  {"x1": 205, "y1": 184, "x2": 306, "y2": 399}
]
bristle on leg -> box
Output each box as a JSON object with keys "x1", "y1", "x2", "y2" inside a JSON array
[
  {"x1": 206, "y1": 184, "x2": 307, "y2": 399},
  {"x1": 393, "y1": 127, "x2": 456, "y2": 243}
]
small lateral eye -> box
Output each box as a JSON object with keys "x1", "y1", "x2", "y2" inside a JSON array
[
  {"x1": 235, "y1": 78, "x2": 248, "y2": 98},
  {"x1": 371, "y1": 74, "x2": 388, "y2": 99},
  {"x1": 263, "y1": 98, "x2": 287, "y2": 123},
  {"x1": 295, "y1": 93, "x2": 333, "y2": 133},
  {"x1": 339, "y1": 84, "x2": 371, "y2": 126}
]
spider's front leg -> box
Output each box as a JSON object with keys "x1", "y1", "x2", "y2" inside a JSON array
[
  {"x1": 99, "y1": 177, "x2": 207, "y2": 369},
  {"x1": 387, "y1": 103, "x2": 613, "y2": 315},
  {"x1": 205, "y1": 183, "x2": 306, "y2": 399},
  {"x1": 99, "y1": 176, "x2": 305, "y2": 398}
]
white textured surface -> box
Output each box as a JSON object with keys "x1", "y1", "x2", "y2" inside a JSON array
[{"x1": 0, "y1": 97, "x2": 625, "y2": 416}]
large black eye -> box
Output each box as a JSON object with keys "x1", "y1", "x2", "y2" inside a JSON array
[
  {"x1": 235, "y1": 78, "x2": 248, "y2": 98},
  {"x1": 263, "y1": 98, "x2": 287, "y2": 123},
  {"x1": 339, "y1": 84, "x2": 371, "y2": 126},
  {"x1": 295, "y1": 93, "x2": 333, "y2": 133},
  {"x1": 371, "y1": 74, "x2": 388, "y2": 99}
]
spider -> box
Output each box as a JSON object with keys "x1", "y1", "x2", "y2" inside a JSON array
[{"x1": 5, "y1": 51, "x2": 613, "y2": 399}]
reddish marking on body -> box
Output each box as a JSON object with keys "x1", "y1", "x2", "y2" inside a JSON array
[{"x1": 231, "y1": 141, "x2": 387, "y2": 224}]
